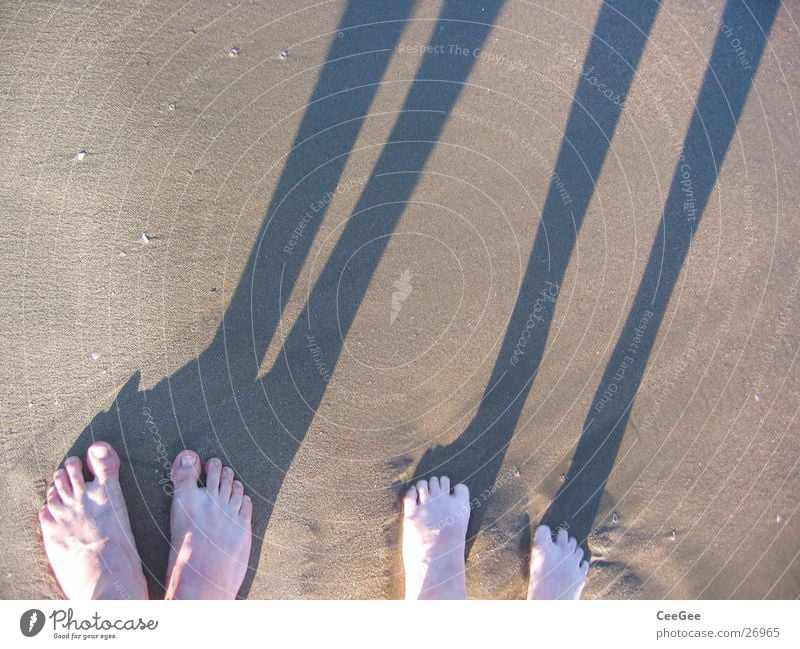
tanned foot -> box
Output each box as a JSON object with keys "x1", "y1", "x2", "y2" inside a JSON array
[
  {"x1": 402, "y1": 477, "x2": 470, "y2": 599},
  {"x1": 38, "y1": 442, "x2": 148, "y2": 600},
  {"x1": 527, "y1": 525, "x2": 589, "y2": 599},
  {"x1": 165, "y1": 451, "x2": 253, "y2": 600}
]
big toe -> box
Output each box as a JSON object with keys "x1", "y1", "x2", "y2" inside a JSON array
[
  {"x1": 534, "y1": 524, "x2": 553, "y2": 547},
  {"x1": 85, "y1": 442, "x2": 120, "y2": 484},
  {"x1": 171, "y1": 450, "x2": 201, "y2": 491}
]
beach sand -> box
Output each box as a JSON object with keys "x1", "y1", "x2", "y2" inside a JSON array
[{"x1": 1, "y1": 0, "x2": 798, "y2": 599}]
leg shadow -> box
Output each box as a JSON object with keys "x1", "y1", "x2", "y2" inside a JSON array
[
  {"x1": 413, "y1": 0, "x2": 660, "y2": 553},
  {"x1": 65, "y1": 0, "x2": 506, "y2": 598},
  {"x1": 65, "y1": 0, "x2": 417, "y2": 598},
  {"x1": 542, "y1": 0, "x2": 780, "y2": 550}
]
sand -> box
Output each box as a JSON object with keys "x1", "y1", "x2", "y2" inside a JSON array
[{"x1": 1, "y1": 0, "x2": 798, "y2": 599}]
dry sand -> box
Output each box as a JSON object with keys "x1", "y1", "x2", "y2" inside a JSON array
[{"x1": 1, "y1": 0, "x2": 799, "y2": 599}]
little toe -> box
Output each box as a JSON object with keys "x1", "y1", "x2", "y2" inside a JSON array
[
  {"x1": 205, "y1": 458, "x2": 222, "y2": 493},
  {"x1": 45, "y1": 485, "x2": 62, "y2": 509},
  {"x1": 64, "y1": 457, "x2": 86, "y2": 495},
  {"x1": 38, "y1": 505, "x2": 55, "y2": 525},
  {"x1": 85, "y1": 442, "x2": 121, "y2": 485},
  {"x1": 428, "y1": 477, "x2": 440, "y2": 496},
  {"x1": 452, "y1": 483, "x2": 469, "y2": 502},
  {"x1": 534, "y1": 524, "x2": 553, "y2": 547},
  {"x1": 568, "y1": 536, "x2": 577, "y2": 551},
  {"x1": 53, "y1": 469, "x2": 72, "y2": 501},
  {"x1": 171, "y1": 450, "x2": 201, "y2": 491},
  {"x1": 574, "y1": 546, "x2": 584, "y2": 562},
  {"x1": 440, "y1": 476, "x2": 451, "y2": 493},
  {"x1": 580, "y1": 560, "x2": 590, "y2": 575},
  {"x1": 415, "y1": 480, "x2": 429, "y2": 502},
  {"x1": 219, "y1": 466, "x2": 234, "y2": 501},
  {"x1": 240, "y1": 495, "x2": 253, "y2": 522},
  {"x1": 404, "y1": 486, "x2": 418, "y2": 512},
  {"x1": 556, "y1": 528, "x2": 569, "y2": 547}
]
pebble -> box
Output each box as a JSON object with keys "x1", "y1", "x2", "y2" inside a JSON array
[
  {"x1": 776, "y1": 514, "x2": 784, "y2": 524},
  {"x1": 279, "y1": 49, "x2": 288, "y2": 59},
  {"x1": 670, "y1": 529, "x2": 677, "y2": 541},
  {"x1": 140, "y1": 232, "x2": 151, "y2": 244},
  {"x1": 91, "y1": 351, "x2": 101, "y2": 361},
  {"x1": 76, "y1": 149, "x2": 86, "y2": 160},
  {"x1": 228, "y1": 46, "x2": 239, "y2": 58},
  {"x1": 513, "y1": 468, "x2": 520, "y2": 478},
  {"x1": 167, "y1": 102, "x2": 176, "y2": 111},
  {"x1": 612, "y1": 511, "x2": 619, "y2": 523}
]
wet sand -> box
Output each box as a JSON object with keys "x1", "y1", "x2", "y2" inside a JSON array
[{"x1": 1, "y1": 0, "x2": 799, "y2": 599}]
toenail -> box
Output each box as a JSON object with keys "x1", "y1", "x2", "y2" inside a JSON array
[
  {"x1": 91, "y1": 445, "x2": 109, "y2": 458},
  {"x1": 180, "y1": 454, "x2": 195, "y2": 466}
]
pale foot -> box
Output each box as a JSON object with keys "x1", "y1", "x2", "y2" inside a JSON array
[
  {"x1": 527, "y1": 525, "x2": 589, "y2": 599},
  {"x1": 38, "y1": 442, "x2": 148, "y2": 600},
  {"x1": 402, "y1": 477, "x2": 470, "y2": 599},
  {"x1": 165, "y1": 451, "x2": 253, "y2": 600}
]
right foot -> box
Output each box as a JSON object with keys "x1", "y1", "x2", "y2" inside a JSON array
[
  {"x1": 527, "y1": 525, "x2": 589, "y2": 599},
  {"x1": 402, "y1": 477, "x2": 470, "y2": 599},
  {"x1": 38, "y1": 442, "x2": 148, "y2": 600},
  {"x1": 165, "y1": 451, "x2": 253, "y2": 600}
]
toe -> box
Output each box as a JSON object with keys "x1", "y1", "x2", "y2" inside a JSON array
[
  {"x1": 85, "y1": 442, "x2": 120, "y2": 485},
  {"x1": 205, "y1": 458, "x2": 222, "y2": 493},
  {"x1": 533, "y1": 524, "x2": 552, "y2": 547},
  {"x1": 580, "y1": 560, "x2": 590, "y2": 575},
  {"x1": 556, "y1": 527, "x2": 569, "y2": 547},
  {"x1": 219, "y1": 466, "x2": 234, "y2": 501},
  {"x1": 415, "y1": 479, "x2": 429, "y2": 502},
  {"x1": 38, "y1": 505, "x2": 55, "y2": 525},
  {"x1": 428, "y1": 476, "x2": 440, "y2": 496},
  {"x1": 403, "y1": 486, "x2": 418, "y2": 512},
  {"x1": 240, "y1": 495, "x2": 253, "y2": 522},
  {"x1": 53, "y1": 469, "x2": 72, "y2": 501},
  {"x1": 574, "y1": 546, "x2": 584, "y2": 562},
  {"x1": 453, "y1": 483, "x2": 469, "y2": 502},
  {"x1": 171, "y1": 450, "x2": 201, "y2": 491},
  {"x1": 568, "y1": 536, "x2": 577, "y2": 551},
  {"x1": 230, "y1": 480, "x2": 244, "y2": 510},
  {"x1": 46, "y1": 485, "x2": 62, "y2": 509},
  {"x1": 64, "y1": 457, "x2": 86, "y2": 495},
  {"x1": 440, "y1": 476, "x2": 451, "y2": 493}
]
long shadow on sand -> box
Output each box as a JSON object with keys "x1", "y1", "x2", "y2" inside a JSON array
[
  {"x1": 66, "y1": 0, "x2": 505, "y2": 597},
  {"x1": 414, "y1": 0, "x2": 660, "y2": 550},
  {"x1": 541, "y1": 0, "x2": 779, "y2": 548},
  {"x1": 414, "y1": 0, "x2": 779, "y2": 559}
]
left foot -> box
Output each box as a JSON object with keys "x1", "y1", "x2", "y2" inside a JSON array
[
  {"x1": 402, "y1": 477, "x2": 470, "y2": 599},
  {"x1": 527, "y1": 525, "x2": 589, "y2": 599},
  {"x1": 38, "y1": 442, "x2": 148, "y2": 599},
  {"x1": 165, "y1": 451, "x2": 252, "y2": 599}
]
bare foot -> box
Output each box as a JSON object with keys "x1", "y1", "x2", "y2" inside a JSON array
[
  {"x1": 38, "y1": 442, "x2": 148, "y2": 600},
  {"x1": 527, "y1": 525, "x2": 589, "y2": 599},
  {"x1": 402, "y1": 477, "x2": 470, "y2": 599},
  {"x1": 165, "y1": 451, "x2": 252, "y2": 600}
]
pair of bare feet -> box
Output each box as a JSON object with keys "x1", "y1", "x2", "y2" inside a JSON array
[
  {"x1": 39, "y1": 443, "x2": 588, "y2": 599},
  {"x1": 403, "y1": 477, "x2": 589, "y2": 599},
  {"x1": 38, "y1": 443, "x2": 252, "y2": 599}
]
